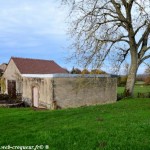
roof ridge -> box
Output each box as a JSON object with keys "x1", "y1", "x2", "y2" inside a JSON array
[{"x1": 11, "y1": 56, "x2": 53, "y2": 62}]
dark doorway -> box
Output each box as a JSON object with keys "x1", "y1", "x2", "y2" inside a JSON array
[{"x1": 8, "y1": 80, "x2": 16, "y2": 98}]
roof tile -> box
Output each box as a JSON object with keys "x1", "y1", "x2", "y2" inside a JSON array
[{"x1": 11, "y1": 57, "x2": 68, "y2": 74}]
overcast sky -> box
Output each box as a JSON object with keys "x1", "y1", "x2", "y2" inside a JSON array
[{"x1": 0, "y1": 0, "x2": 147, "y2": 74}]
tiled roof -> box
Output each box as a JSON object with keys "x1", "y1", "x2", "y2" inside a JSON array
[{"x1": 11, "y1": 57, "x2": 68, "y2": 74}]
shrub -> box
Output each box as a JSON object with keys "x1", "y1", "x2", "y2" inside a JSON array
[
  {"x1": 90, "y1": 69, "x2": 106, "y2": 74},
  {"x1": 0, "y1": 78, "x2": 6, "y2": 93},
  {"x1": 81, "y1": 69, "x2": 90, "y2": 74},
  {"x1": 117, "y1": 76, "x2": 127, "y2": 86},
  {"x1": 70, "y1": 68, "x2": 81, "y2": 74},
  {"x1": 144, "y1": 76, "x2": 150, "y2": 85}
]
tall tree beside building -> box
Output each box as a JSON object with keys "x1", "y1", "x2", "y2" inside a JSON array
[{"x1": 62, "y1": 0, "x2": 150, "y2": 96}]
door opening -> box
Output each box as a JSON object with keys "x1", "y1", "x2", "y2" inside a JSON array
[
  {"x1": 8, "y1": 80, "x2": 16, "y2": 98},
  {"x1": 32, "y1": 86, "x2": 39, "y2": 107}
]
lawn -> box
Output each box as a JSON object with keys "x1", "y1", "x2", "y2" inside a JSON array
[
  {"x1": 0, "y1": 98, "x2": 150, "y2": 150},
  {"x1": 117, "y1": 85, "x2": 150, "y2": 97}
]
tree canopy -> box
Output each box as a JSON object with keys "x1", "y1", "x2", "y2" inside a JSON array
[{"x1": 62, "y1": 0, "x2": 150, "y2": 96}]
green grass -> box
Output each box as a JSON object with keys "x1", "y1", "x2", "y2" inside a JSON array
[
  {"x1": 0, "y1": 98, "x2": 150, "y2": 149},
  {"x1": 118, "y1": 85, "x2": 150, "y2": 97}
]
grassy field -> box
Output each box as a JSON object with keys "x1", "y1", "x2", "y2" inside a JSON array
[
  {"x1": 0, "y1": 98, "x2": 150, "y2": 150},
  {"x1": 117, "y1": 85, "x2": 150, "y2": 97}
]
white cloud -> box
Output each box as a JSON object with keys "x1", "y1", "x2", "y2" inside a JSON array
[
  {"x1": 0, "y1": 0, "x2": 65, "y2": 34},
  {"x1": 0, "y1": 0, "x2": 68, "y2": 48}
]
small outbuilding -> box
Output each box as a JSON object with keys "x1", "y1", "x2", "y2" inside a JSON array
[
  {"x1": 2, "y1": 57, "x2": 68, "y2": 98},
  {"x1": 2, "y1": 57, "x2": 117, "y2": 109},
  {"x1": 22, "y1": 74, "x2": 117, "y2": 109}
]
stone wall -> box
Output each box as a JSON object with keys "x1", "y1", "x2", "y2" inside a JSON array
[
  {"x1": 22, "y1": 76, "x2": 117, "y2": 109},
  {"x1": 22, "y1": 77, "x2": 53, "y2": 109},
  {"x1": 2, "y1": 59, "x2": 22, "y2": 94},
  {"x1": 53, "y1": 77, "x2": 117, "y2": 109}
]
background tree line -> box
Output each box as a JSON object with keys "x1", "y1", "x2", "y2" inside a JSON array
[{"x1": 70, "y1": 67, "x2": 106, "y2": 74}]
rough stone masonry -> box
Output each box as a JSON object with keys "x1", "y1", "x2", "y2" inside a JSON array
[{"x1": 22, "y1": 74, "x2": 117, "y2": 109}]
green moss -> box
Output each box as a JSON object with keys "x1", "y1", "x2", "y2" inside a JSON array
[{"x1": 0, "y1": 78, "x2": 6, "y2": 93}]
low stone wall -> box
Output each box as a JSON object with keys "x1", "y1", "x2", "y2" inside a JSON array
[
  {"x1": 22, "y1": 76, "x2": 117, "y2": 109},
  {"x1": 53, "y1": 77, "x2": 117, "y2": 109},
  {"x1": 0, "y1": 101, "x2": 24, "y2": 108}
]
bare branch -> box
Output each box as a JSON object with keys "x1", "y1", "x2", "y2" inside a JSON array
[
  {"x1": 111, "y1": 0, "x2": 127, "y2": 22},
  {"x1": 137, "y1": 24, "x2": 150, "y2": 48},
  {"x1": 139, "y1": 54, "x2": 150, "y2": 65},
  {"x1": 63, "y1": 0, "x2": 150, "y2": 71},
  {"x1": 134, "y1": 21, "x2": 147, "y2": 36}
]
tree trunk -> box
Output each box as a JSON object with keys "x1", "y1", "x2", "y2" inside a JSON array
[{"x1": 124, "y1": 51, "x2": 138, "y2": 97}]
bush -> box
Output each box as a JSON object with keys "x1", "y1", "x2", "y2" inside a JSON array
[
  {"x1": 90, "y1": 69, "x2": 106, "y2": 74},
  {"x1": 117, "y1": 76, "x2": 127, "y2": 86},
  {"x1": 0, "y1": 78, "x2": 6, "y2": 93},
  {"x1": 144, "y1": 76, "x2": 150, "y2": 85},
  {"x1": 81, "y1": 69, "x2": 90, "y2": 74},
  {"x1": 70, "y1": 68, "x2": 81, "y2": 74}
]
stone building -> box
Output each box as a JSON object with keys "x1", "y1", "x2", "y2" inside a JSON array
[
  {"x1": 22, "y1": 74, "x2": 117, "y2": 109},
  {"x1": 0, "y1": 63, "x2": 7, "y2": 76},
  {"x1": 2, "y1": 57, "x2": 68, "y2": 98},
  {"x1": 2, "y1": 57, "x2": 117, "y2": 109}
]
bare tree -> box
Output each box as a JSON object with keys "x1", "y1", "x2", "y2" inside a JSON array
[
  {"x1": 62, "y1": 0, "x2": 150, "y2": 96},
  {"x1": 144, "y1": 62, "x2": 150, "y2": 74},
  {"x1": 123, "y1": 63, "x2": 129, "y2": 75}
]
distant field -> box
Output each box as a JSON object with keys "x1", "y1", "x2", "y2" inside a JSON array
[
  {"x1": 0, "y1": 98, "x2": 150, "y2": 149},
  {"x1": 135, "y1": 81, "x2": 146, "y2": 85},
  {"x1": 118, "y1": 85, "x2": 150, "y2": 97}
]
